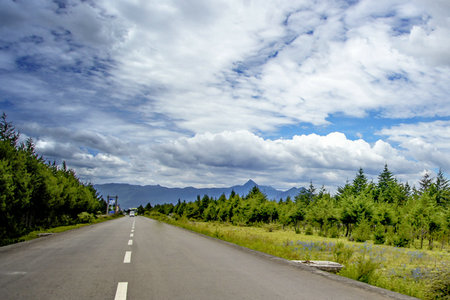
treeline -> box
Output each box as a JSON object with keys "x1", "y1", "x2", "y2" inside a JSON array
[
  {"x1": 0, "y1": 114, "x2": 106, "y2": 245},
  {"x1": 149, "y1": 165, "x2": 449, "y2": 249}
]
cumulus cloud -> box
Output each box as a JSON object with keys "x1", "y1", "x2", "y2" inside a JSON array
[
  {"x1": 153, "y1": 130, "x2": 422, "y2": 189},
  {"x1": 0, "y1": 0, "x2": 448, "y2": 190},
  {"x1": 378, "y1": 120, "x2": 450, "y2": 171},
  {"x1": 2, "y1": 0, "x2": 449, "y2": 132}
]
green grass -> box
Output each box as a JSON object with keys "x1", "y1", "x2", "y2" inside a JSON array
[{"x1": 148, "y1": 213, "x2": 449, "y2": 299}]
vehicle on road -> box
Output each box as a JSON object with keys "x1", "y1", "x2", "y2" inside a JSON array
[{"x1": 129, "y1": 211, "x2": 135, "y2": 217}]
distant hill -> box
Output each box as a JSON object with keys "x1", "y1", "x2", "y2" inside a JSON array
[{"x1": 94, "y1": 180, "x2": 305, "y2": 209}]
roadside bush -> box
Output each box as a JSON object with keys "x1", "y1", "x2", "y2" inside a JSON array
[
  {"x1": 354, "y1": 255, "x2": 380, "y2": 283},
  {"x1": 59, "y1": 214, "x2": 73, "y2": 226},
  {"x1": 425, "y1": 268, "x2": 450, "y2": 300},
  {"x1": 333, "y1": 241, "x2": 354, "y2": 265},
  {"x1": 340, "y1": 251, "x2": 380, "y2": 284},
  {"x1": 78, "y1": 212, "x2": 94, "y2": 223}
]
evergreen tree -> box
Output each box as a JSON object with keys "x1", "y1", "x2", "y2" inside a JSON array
[
  {"x1": 434, "y1": 168, "x2": 449, "y2": 207},
  {"x1": 137, "y1": 205, "x2": 145, "y2": 215},
  {"x1": 0, "y1": 113, "x2": 19, "y2": 146},
  {"x1": 335, "y1": 180, "x2": 353, "y2": 201},
  {"x1": 145, "y1": 202, "x2": 152, "y2": 211},
  {"x1": 419, "y1": 171, "x2": 433, "y2": 194},
  {"x1": 378, "y1": 164, "x2": 395, "y2": 193},
  {"x1": 352, "y1": 168, "x2": 368, "y2": 195},
  {"x1": 377, "y1": 164, "x2": 402, "y2": 203},
  {"x1": 0, "y1": 117, "x2": 104, "y2": 245},
  {"x1": 307, "y1": 180, "x2": 316, "y2": 202}
]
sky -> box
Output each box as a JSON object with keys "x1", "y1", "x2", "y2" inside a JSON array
[{"x1": 0, "y1": 0, "x2": 449, "y2": 191}]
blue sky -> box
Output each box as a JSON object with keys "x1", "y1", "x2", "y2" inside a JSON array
[{"x1": 0, "y1": 0, "x2": 449, "y2": 191}]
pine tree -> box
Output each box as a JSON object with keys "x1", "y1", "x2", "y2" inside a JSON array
[
  {"x1": 376, "y1": 164, "x2": 405, "y2": 203},
  {"x1": 352, "y1": 168, "x2": 368, "y2": 195},
  {"x1": 419, "y1": 171, "x2": 433, "y2": 194},
  {"x1": 307, "y1": 180, "x2": 316, "y2": 202},
  {"x1": 378, "y1": 164, "x2": 395, "y2": 193},
  {"x1": 0, "y1": 113, "x2": 19, "y2": 146},
  {"x1": 434, "y1": 168, "x2": 449, "y2": 206}
]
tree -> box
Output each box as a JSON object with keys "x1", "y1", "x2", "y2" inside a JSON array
[
  {"x1": 0, "y1": 113, "x2": 19, "y2": 147},
  {"x1": 419, "y1": 171, "x2": 433, "y2": 194},
  {"x1": 352, "y1": 168, "x2": 368, "y2": 195},
  {"x1": 0, "y1": 115, "x2": 105, "y2": 245},
  {"x1": 335, "y1": 180, "x2": 353, "y2": 201},
  {"x1": 340, "y1": 194, "x2": 374, "y2": 237},
  {"x1": 137, "y1": 205, "x2": 145, "y2": 215},
  {"x1": 376, "y1": 164, "x2": 404, "y2": 203},
  {"x1": 144, "y1": 202, "x2": 152, "y2": 211},
  {"x1": 307, "y1": 180, "x2": 316, "y2": 202},
  {"x1": 378, "y1": 164, "x2": 395, "y2": 194},
  {"x1": 409, "y1": 193, "x2": 435, "y2": 249},
  {"x1": 306, "y1": 193, "x2": 338, "y2": 236},
  {"x1": 434, "y1": 168, "x2": 449, "y2": 207}
]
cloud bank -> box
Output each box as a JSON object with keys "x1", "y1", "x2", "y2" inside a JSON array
[{"x1": 0, "y1": 0, "x2": 448, "y2": 190}]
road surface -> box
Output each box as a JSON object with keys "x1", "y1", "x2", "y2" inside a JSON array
[{"x1": 0, "y1": 216, "x2": 416, "y2": 299}]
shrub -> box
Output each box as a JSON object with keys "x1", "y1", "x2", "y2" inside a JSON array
[
  {"x1": 59, "y1": 214, "x2": 73, "y2": 226},
  {"x1": 305, "y1": 226, "x2": 313, "y2": 235},
  {"x1": 426, "y1": 268, "x2": 450, "y2": 300},
  {"x1": 333, "y1": 241, "x2": 354, "y2": 265},
  {"x1": 340, "y1": 251, "x2": 380, "y2": 284},
  {"x1": 77, "y1": 212, "x2": 94, "y2": 223},
  {"x1": 327, "y1": 226, "x2": 340, "y2": 238},
  {"x1": 354, "y1": 255, "x2": 380, "y2": 283}
]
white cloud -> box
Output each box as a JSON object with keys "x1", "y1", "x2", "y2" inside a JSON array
[
  {"x1": 3, "y1": 0, "x2": 449, "y2": 133},
  {"x1": 1, "y1": 0, "x2": 449, "y2": 190},
  {"x1": 378, "y1": 120, "x2": 450, "y2": 171},
  {"x1": 152, "y1": 130, "x2": 422, "y2": 189}
]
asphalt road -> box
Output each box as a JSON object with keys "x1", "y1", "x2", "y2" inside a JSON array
[{"x1": 0, "y1": 217, "x2": 416, "y2": 300}]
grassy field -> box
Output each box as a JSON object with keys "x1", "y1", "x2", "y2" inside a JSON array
[{"x1": 148, "y1": 213, "x2": 449, "y2": 299}]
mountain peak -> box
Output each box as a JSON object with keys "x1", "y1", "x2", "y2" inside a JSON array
[{"x1": 244, "y1": 179, "x2": 257, "y2": 187}]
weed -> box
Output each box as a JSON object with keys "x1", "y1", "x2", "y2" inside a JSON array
[
  {"x1": 340, "y1": 247, "x2": 380, "y2": 283},
  {"x1": 425, "y1": 267, "x2": 450, "y2": 300},
  {"x1": 333, "y1": 241, "x2": 354, "y2": 265}
]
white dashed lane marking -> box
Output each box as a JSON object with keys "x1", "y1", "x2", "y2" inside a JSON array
[
  {"x1": 114, "y1": 282, "x2": 128, "y2": 300},
  {"x1": 115, "y1": 220, "x2": 134, "y2": 299},
  {"x1": 123, "y1": 251, "x2": 132, "y2": 263}
]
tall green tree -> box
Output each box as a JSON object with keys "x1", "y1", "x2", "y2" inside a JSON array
[
  {"x1": 0, "y1": 114, "x2": 104, "y2": 245},
  {"x1": 0, "y1": 113, "x2": 19, "y2": 147},
  {"x1": 434, "y1": 168, "x2": 449, "y2": 207},
  {"x1": 352, "y1": 168, "x2": 368, "y2": 195},
  {"x1": 419, "y1": 171, "x2": 433, "y2": 195}
]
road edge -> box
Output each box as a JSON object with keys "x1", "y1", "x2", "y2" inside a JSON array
[{"x1": 0, "y1": 216, "x2": 125, "y2": 253}]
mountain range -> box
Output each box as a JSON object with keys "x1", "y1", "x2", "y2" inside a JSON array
[{"x1": 94, "y1": 180, "x2": 305, "y2": 209}]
